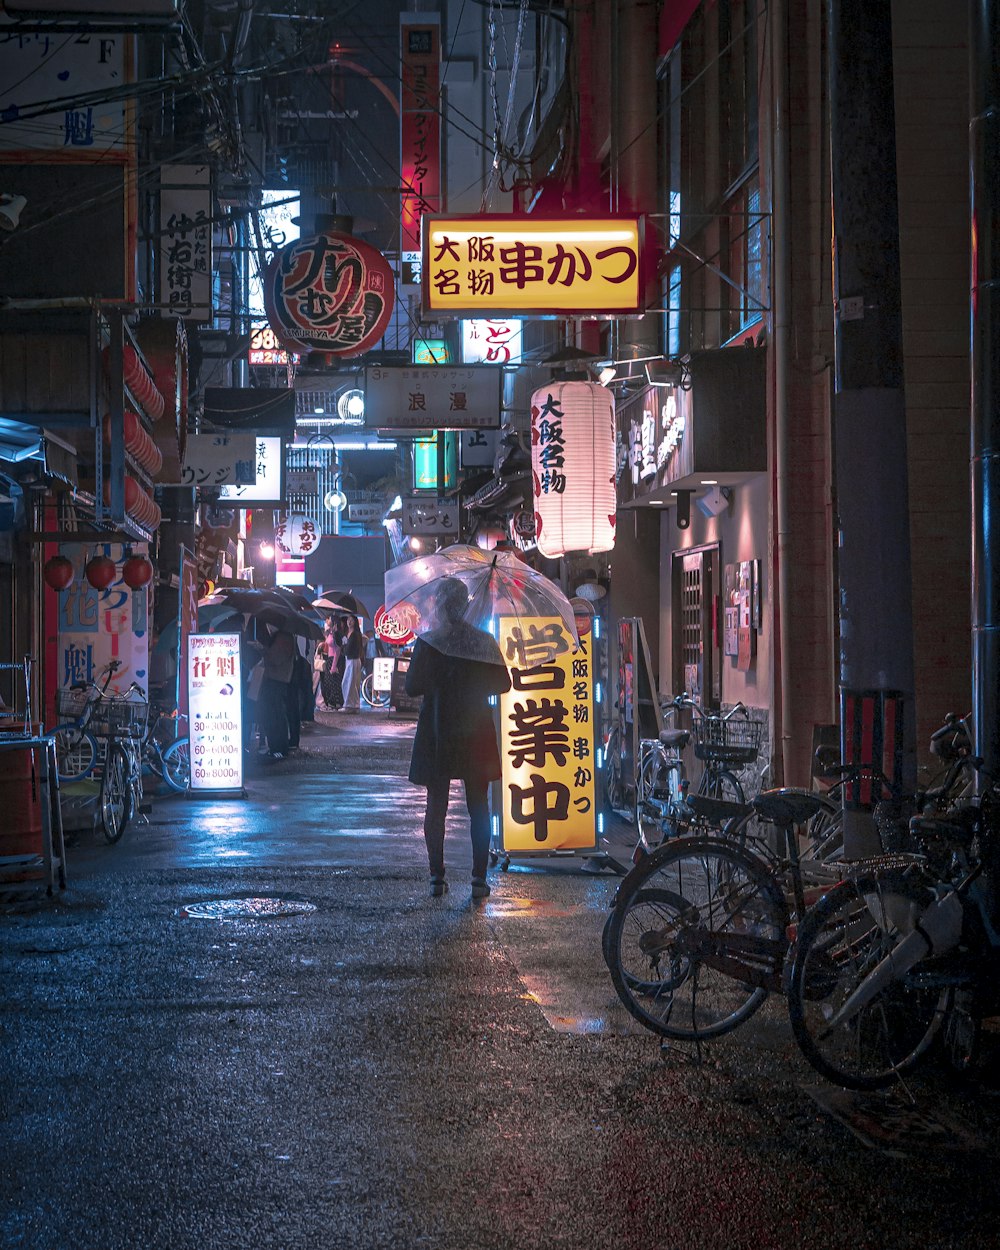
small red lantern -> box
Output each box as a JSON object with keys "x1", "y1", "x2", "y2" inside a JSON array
[
  {"x1": 43, "y1": 555, "x2": 74, "y2": 591},
  {"x1": 85, "y1": 554, "x2": 117, "y2": 590},
  {"x1": 122, "y1": 554, "x2": 154, "y2": 590}
]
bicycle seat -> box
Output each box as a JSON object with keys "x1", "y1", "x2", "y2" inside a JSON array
[
  {"x1": 752, "y1": 788, "x2": 827, "y2": 826},
  {"x1": 659, "y1": 728, "x2": 690, "y2": 749}
]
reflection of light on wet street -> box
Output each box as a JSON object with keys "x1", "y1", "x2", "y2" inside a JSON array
[{"x1": 216, "y1": 849, "x2": 251, "y2": 858}]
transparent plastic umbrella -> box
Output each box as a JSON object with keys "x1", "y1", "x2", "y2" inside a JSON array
[{"x1": 384, "y1": 544, "x2": 579, "y2": 665}]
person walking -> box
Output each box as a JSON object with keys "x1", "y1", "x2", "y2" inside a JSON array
[
  {"x1": 339, "y1": 614, "x2": 364, "y2": 712},
  {"x1": 404, "y1": 578, "x2": 511, "y2": 899},
  {"x1": 258, "y1": 627, "x2": 296, "y2": 759}
]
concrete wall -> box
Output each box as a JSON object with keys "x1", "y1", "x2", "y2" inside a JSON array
[
  {"x1": 658, "y1": 472, "x2": 772, "y2": 711},
  {"x1": 893, "y1": 0, "x2": 972, "y2": 756}
]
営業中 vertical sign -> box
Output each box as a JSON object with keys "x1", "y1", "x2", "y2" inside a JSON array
[
  {"x1": 187, "y1": 633, "x2": 243, "y2": 794},
  {"x1": 495, "y1": 616, "x2": 597, "y2": 855}
]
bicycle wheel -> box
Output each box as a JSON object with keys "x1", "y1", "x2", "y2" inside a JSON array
[
  {"x1": 786, "y1": 872, "x2": 949, "y2": 1090},
  {"x1": 100, "y1": 742, "x2": 131, "y2": 844},
  {"x1": 53, "y1": 728, "x2": 97, "y2": 782},
  {"x1": 160, "y1": 737, "x2": 190, "y2": 793},
  {"x1": 607, "y1": 836, "x2": 788, "y2": 1040},
  {"x1": 361, "y1": 673, "x2": 389, "y2": 709},
  {"x1": 701, "y1": 767, "x2": 745, "y2": 806},
  {"x1": 604, "y1": 724, "x2": 624, "y2": 812}
]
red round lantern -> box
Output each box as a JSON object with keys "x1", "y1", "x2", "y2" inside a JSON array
[
  {"x1": 43, "y1": 555, "x2": 74, "y2": 591},
  {"x1": 122, "y1": 554, "x2": 154, "y2": 590},
  {"x1": 263, "y1": 230, "x2": 395, "y2": 358},
  {"x1": 85, "y1": 554, "x2": 117, "y2": 590}
]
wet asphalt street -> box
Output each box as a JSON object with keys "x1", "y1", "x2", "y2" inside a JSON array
[{"x1": 4, "y1": 711, "x2": 1000, "y2": 1250}]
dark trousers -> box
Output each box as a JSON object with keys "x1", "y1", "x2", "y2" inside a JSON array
[
  {"x1": 260, "y1": 677, "x2": 290, "y2": 755},
  {"x1": 423, "y1": 777, "x2": 491, "y2": 882},
  {"x1": 285, "y1": 678, "x2": 301, "y2": 748}
]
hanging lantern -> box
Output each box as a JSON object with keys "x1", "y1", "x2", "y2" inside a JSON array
[
  {"x1": 85, "y1": 554, "x2": 117, "y2": 590},
  {"x1": 122, "y1": 554, "x2": 154, "y2": 590},
  {"x1": 43, "y1": 555, "x2": 74, "y2": 591},
  {"x1": 262, "y1": 230, "x2": 395, "y2": 358},
  {"x1": 275, "y1": 512, "x2": 323, "y2": 558},
  {"x1": 530, "y1": 381, "x2": 617, "y2": 559}
]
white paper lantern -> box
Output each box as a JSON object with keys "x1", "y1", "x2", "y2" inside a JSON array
[
  {"x1": 530, "y1": 381, "x2": 617, "y2": 558},
  {"x1": 275, "y1": 512, "x2": 323, "y2": 557}
]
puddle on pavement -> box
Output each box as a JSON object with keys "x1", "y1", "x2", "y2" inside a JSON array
[
  {"x1": 485, "y1": 896, "x2": 580, "y2": 919},
  {"x1": 179, "y1": 897, "x2": 318, "y2": 920}
]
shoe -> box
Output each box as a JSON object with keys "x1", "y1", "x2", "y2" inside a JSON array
[
  {"x1": 430, "y1": 878, "x2": 448, "y2": 897},
  {"x1": 261, "y1": 751, "x2": 285, "y2": 762},
  {"x1": 471, "y1": 879, "x2": 491, "y2": 900}
]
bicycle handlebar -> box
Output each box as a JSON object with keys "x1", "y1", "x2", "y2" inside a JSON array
[{"x1": 666, "y1": 693, "x2": 750, "y2": 721}]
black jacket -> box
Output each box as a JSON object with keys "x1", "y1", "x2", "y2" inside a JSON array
[{"x1": 405, "y1": 638, "x2": 511, "y2": 786}]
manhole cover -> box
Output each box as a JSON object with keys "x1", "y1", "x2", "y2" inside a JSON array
[{"x1": 180, "y1": 897, "x2": 317, "y2": 920}]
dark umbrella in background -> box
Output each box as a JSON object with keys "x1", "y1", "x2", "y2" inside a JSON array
[{"x1": 312, "y1": 591, "x2": 371, "y2": 619}]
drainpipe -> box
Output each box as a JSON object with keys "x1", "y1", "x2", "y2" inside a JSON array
[
  {"x1": 771, "y1": 0, "x2": 795, "y2": 786},
  {"x1": 971, "y1": 0, "x2": 1000, "y2": 782},
  {"x1": 829, "y1": 0, "x2": 915, "y2": 854}
]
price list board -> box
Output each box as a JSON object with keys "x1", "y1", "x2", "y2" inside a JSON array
[{"x1": 186, "y1": 633, "x2": 244, "y2": 794}]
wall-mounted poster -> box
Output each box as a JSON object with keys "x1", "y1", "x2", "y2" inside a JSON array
[
  {"x1": 724, "y1": 563, "x2": 739, "y2": 657},
  {"x1": 737, "y1": 560, "x2": 756, "y2": 672},
  {"x1": 751, "y1": 558, "x2": 762, "y2": 630}
]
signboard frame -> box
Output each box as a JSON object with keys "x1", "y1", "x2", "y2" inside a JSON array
[
  {"x1": 364, "y1": 365, "x2": 503, "y2": 431},
  {"x1": 186, "y1": 631, "x2": 245, "y2": 797},
  {"x1": 218, "y1": 435, "x2": 287, "y2": 508},
  {"x1": 492, "y1": 615, "x2": 599, "y2": 859},
  {"x1": 421, "y1": 214, "x2": 645, "y2": 319}
]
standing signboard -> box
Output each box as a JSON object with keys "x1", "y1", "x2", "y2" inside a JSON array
[
  {"x1": 186, "y1": 632, "x2": 244, "y2": 795},
  {"x1": 493, "y1": 615, "x2": 598, "y2": 856}
]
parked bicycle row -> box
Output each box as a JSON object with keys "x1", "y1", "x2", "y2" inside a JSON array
[
  {"x1": 52, "y1": 659, "x2": 190, "y2": 844},
  {"x1": 601, "y1": 696, "x2": 990, "y2": 1091}
]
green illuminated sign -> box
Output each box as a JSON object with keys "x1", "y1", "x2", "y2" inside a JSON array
[
  {"x1": 412, "y1": 338, "x2": 452, "y2": 365},
  {"x1": 413, "y1": 431, "x2": 457, "y2": 490}
]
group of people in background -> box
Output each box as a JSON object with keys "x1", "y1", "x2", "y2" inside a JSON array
[
  {"x1": 236, "y1": 612, "x2": 368, "y2": 760},
  {"x1": 313, "y1": 613, "x2": 367, "y2": 713}
]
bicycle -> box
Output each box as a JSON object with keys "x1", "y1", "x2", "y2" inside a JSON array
[
  {"x1": 360, "y1": 671, "x2": 389, "y2": 709},
  {"x1": 141, "y1": 705, "x2": 190, "y2": 793},
  {"x1": 606, "y1": 714, "x2": 977, "y2": 1044},
  {"x1": 52, "y1": 660, "x2": 123, "y2": 782},
  {"x1": 94, "y1": 684, "x2": 148, "y2": 844},
  {"x1": 785, "y1": 713, "x2": 992, "y2": 1090},
  {"x1": 634, "y1": 695, "x2": 764, "y2": 854}
]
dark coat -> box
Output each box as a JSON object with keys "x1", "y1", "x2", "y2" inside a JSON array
[{"x1": 405, "y1": 637, "x2": 511, "y2": 786}]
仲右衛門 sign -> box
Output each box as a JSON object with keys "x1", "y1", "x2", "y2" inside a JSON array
[
  {"x1": 187, "y1": 633, "x2": 244, "y2": 793},
  {"x1": 422, "y1": 216, "x2": 645, "y2": 318},
  {"x1": 494, "y1": 616, "x2": 598, "y2": 855}
]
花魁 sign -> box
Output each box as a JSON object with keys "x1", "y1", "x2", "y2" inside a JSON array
[
  {"x1": 422, "y1": 216, "x2": 644, "y2": 318},
  {"x1": 494, "y1": 616, "x2": 598, "y2": 856},
  {"x1": 187, "y1": 633, "x2": 243, "y2": 793}
]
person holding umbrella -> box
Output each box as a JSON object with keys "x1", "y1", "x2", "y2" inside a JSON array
[{"x1": 404, "y1": 578, "x2": 511, "y2": 899}]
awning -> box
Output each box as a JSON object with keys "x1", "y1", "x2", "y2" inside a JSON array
[
  {"x1": 0, "y1": 418, "x2": 77, "y2": 486},
  {"x1": 0, "y1": 417, "x2": 43, "y2": 463}
]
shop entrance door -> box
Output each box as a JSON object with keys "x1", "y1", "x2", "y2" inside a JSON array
[{"x1": 672, "y1": 545, "x2": 721, "y2": 707}]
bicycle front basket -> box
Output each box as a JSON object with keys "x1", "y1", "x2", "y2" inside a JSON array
[
  {"x1": 55, "y1": 687, "x2": 93, "y2": 718},
  {"x1": 103, "y1": 697, "x2": 149, "y2": 737},
  {"x1": 693, "y1": 714, "x2": 764, "y2": 765}
]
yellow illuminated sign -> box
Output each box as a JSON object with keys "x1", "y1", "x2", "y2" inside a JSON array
[
  {"x1": 422, "y1": 215, "x2": 644, "y2": 317},
  {"x1": 495, "y1": 616, "x2": 598, "y2": 854}
]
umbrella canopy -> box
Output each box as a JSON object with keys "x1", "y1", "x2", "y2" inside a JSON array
[
  {"x1": 253, "y1": 602, "x2": 324, "y2": 641},
  {"x1": 384, "y1": 545, "x2": 579, "y2": 666},
  {"x1": 312, "y1": 591, "x2": 371, "y2": 619}
]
